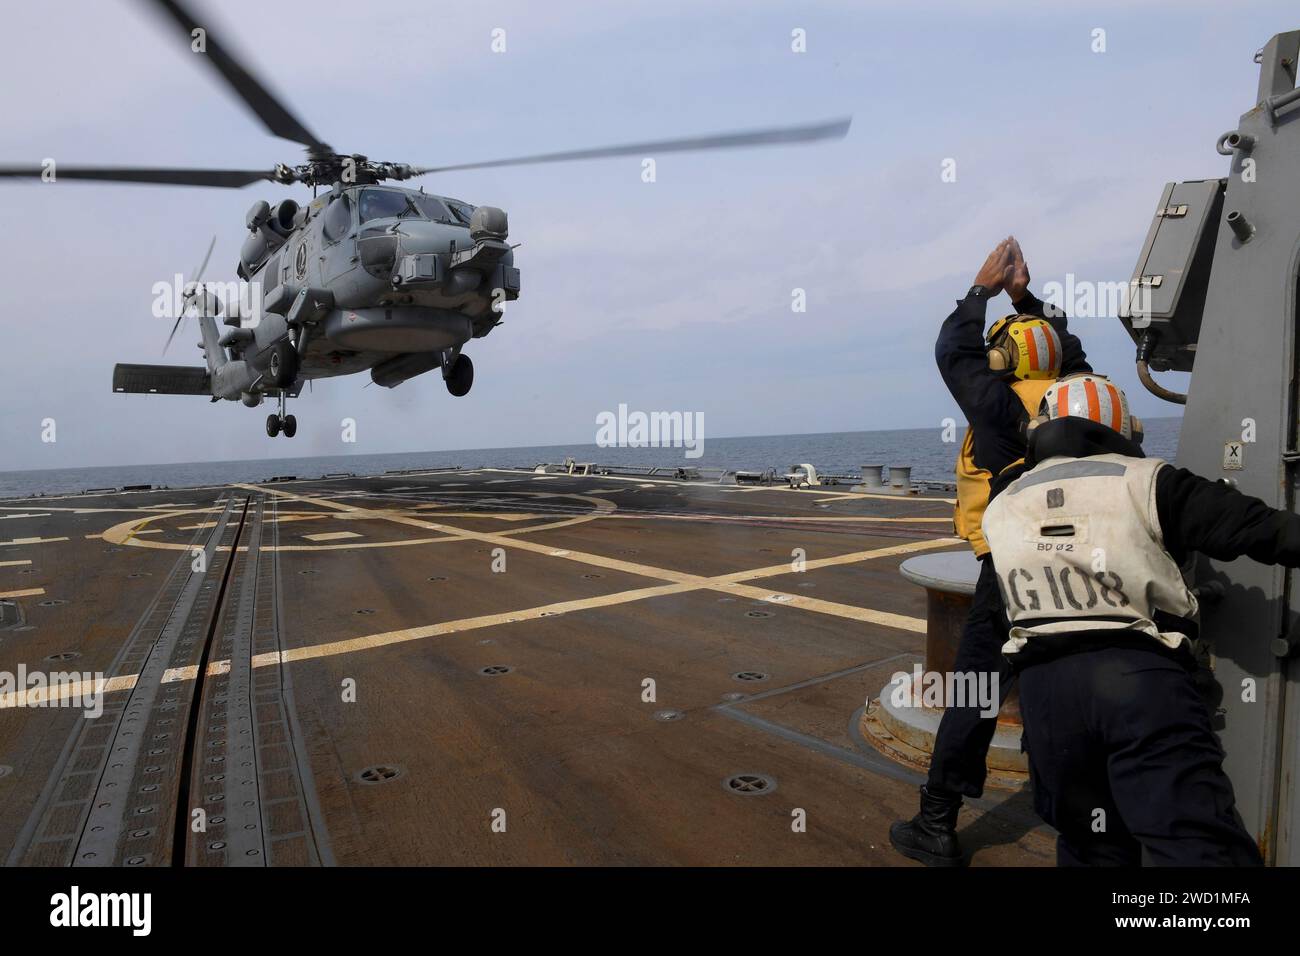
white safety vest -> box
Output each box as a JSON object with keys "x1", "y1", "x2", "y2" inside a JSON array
[{"x1": 981, "y1": 452, "x2": 1198, "y2": 654}]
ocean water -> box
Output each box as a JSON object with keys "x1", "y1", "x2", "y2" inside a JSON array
[{"x1": 0, "y1": 418, "x2": 1182, "y2": 498}]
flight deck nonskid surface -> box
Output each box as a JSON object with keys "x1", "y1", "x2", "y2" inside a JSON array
[{"x1": 0, "y1": 469, "x2": 1051, "y2": 866}]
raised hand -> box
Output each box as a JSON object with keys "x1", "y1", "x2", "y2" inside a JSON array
[
  {"x1": 973, "y1": 237, "x2": 1013, "y2": 296},
  {"x1": 1007, "y1": 236, "x2": 1031, "y2": 303}
]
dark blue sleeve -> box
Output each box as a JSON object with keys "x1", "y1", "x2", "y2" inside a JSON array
[
  {"x1": 1156, "y1": 465, "x2": 1300, "y2": 567},
  {"x1": 1011, "y1": 290, "x2": 1092, "y2": 375},
  {"x1": 935, "y1": 292, "x2": 1027, "y2": 474}
]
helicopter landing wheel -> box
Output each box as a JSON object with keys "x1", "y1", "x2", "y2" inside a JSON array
[
  {"x1": 446, "y1": 353, "x2": 474, "y2": 397},
  {"x1": 282, "y1": 414, "x2": 297, "y2": 438},
  {"x1": 268, "y1": 341, "x2": 299, "y2": 389},
  {"x1": 266, "y1": 413, "x2": 281, "y2": 438}
]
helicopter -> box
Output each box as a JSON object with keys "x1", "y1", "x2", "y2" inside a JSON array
[{"x1": 0, "y1": 0, "x2": 850, "y2": 438}]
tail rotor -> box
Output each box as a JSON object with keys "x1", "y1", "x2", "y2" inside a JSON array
[{"x1": 164, "y1": 234, "x2": 217, "y2": 354}]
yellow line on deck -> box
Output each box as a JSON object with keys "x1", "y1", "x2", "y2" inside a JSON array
[
  {"x1": 0, "y1": 588, "x2": 45, "y2": 599},
  {"x1": 1, "y1": 533, "x2": 963, "y2": 709},
  {"x1": 4, "y1": 482, "x2": 965, "y2": 708}
]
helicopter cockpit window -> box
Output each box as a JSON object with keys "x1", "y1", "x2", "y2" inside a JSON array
[
  {"x1": 444, "y1": 199, "x2": 475, "y2": 224},
  {"x1": 359, "y1": 188, "x2": 424, "y2": 223},
  {"x1": 322, "y1": 194, "x2": 352, "y2": 243},
  {"x1": 413, "y1": 194, "x2": 453, "y2": 223}
]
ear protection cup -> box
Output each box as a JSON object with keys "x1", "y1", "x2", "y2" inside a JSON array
[
  {"x1": 987, "y1": 346, "x2": 1013, "y2": 372},
  {"x1": 986, "y1": 315, "x2": 1016, "y2": 375}
]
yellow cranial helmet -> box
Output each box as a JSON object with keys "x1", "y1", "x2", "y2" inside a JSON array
[{"x1": 986, "y1": 316, "x2": 1063, "y2": 381}]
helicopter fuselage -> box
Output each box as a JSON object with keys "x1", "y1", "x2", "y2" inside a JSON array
[{"x1": 222, "y1": 182, "x2": 517, "y2": 396}]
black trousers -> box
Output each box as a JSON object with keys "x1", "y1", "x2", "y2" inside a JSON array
[
  {"x1": 1018, "y1": 645, "x2": 1262, "y2": 866},
  {"x1": 926, "y1": 554, "x2": 1013, "y2": 798}
]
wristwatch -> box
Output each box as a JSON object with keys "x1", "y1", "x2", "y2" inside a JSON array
[{"x1": 966, "y1": 284, "x2": 991, "y2": 300}]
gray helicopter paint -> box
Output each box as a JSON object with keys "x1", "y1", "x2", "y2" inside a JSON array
[
  {"x1": 193, "y1": 181, "x2": 515, "y2": 404},
  {"x1": 1122, "y1": 31, "x2": 1300, "y2": 863}
]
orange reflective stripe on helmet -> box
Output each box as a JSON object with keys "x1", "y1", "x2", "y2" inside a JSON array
[
  {"x1": 1039, "y1": 374, "x2": 1134, "y2": 441},
  {"x1": 1105, "y1": 382, "x2": 1123, "y2": 433}
]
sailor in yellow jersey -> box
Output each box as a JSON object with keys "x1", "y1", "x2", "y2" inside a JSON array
[{"x1": 890, "y1": 237, "x2": 1092, "y2": 866}]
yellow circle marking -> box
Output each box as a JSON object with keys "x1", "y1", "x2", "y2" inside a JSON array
[{"x1": 99, "y1": 491, "x2": 614, "y2": 553}]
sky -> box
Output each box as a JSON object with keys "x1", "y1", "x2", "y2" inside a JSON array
[{"x1": 0, "y1": 0, "x2": 1294, "y2": 470}]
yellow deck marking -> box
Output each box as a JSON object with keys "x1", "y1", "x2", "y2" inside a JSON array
[
  {"x1": 710, "y1": 537, "x2": 962, "y2": 584},
  {"x1": 0, "y1": 537, "x2": 68, "y2": 547},
  {"x1": 99, "y1": 489, "x2": 610, "y2": 553},
  {"x1": 303, "y1": 531, "x2": 362, "y2": 542},
  {"x1": 741, "y1": 485, "x2": 958, "y2": 505},
  {"x1": 604, "y1": 512, "x2": 952, "y2": 525},
  {"x1": 3, "y1": 532, "x2": 964, "y2": 708},
  {"x1": 0, "y1": 674, "x2": 138, "y2": 709},
  {"x1": 249, "y1": 537, "x2": 958, "y2": 665},
  {"x1": 722, "y1": 583, "x2": 926, "y2": 633},
  {"x1": 10, "y1": 482, "x2": 964, "y2": 708},
  {"x1": 245, "y1": 482, "x2": 961, "y2": 594},
  {"x1": 0, "y1": 588, "x2": 45, "y2": 599},
  {"x1": 0, "y1": 560, "x2": 32, "y2": 567}
]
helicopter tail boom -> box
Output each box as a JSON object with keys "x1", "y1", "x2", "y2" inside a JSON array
[{"x1": 197, "y1": 314, "x2": 229, "y2": 374}]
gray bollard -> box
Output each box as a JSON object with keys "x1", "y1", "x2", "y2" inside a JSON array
[
  {"x1": 888, "y1": 465, "x2": 913, "y2": 494},
  {"x1": 852, "y1": 465, "x2": 883, "y2": 494}
]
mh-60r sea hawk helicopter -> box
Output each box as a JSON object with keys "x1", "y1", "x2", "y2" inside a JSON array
[{"x1": 0, "y1": 0, "x2": 850, "y2": 438}]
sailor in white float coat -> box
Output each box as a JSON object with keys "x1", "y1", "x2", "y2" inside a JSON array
[{"x1": 982, "y1": 374, "x2": 1300, "y2": 865}]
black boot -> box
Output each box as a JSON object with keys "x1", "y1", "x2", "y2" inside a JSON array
[{"x1": 889, "y1": 785, "x2": 964, "y2": 866}]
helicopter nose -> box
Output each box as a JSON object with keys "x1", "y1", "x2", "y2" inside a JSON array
[
  {"x1": 359, "y1": 218, "x2": 461, "y2": 277},
  {"x1": 469, "y1": 206, "x2": 508, "y2": 242}
]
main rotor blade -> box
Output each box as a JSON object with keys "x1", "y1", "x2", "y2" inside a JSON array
[
  {"x1": 0, "y1": 165, "x2": 276, "y2": 188},
  {"x1": 142, "y1": 0, "x2": 331, "y2": 155},
  {"x1": 410, "y1": 117, "x2": 851, "y2": 176}
]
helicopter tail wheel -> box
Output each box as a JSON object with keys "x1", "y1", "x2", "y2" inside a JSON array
[
  {"x1": 446, "y1": 353, "x2": 474, "y2": 397},
  {"x1": 282, "y1": 414, "x2": 297, "y2": 438},
  {"x1": 266, "y1": 414, "x2": 281, "y2": 438},
  {"x1": 268, "y1": 341, "x2": 300, "y2": 389}
]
